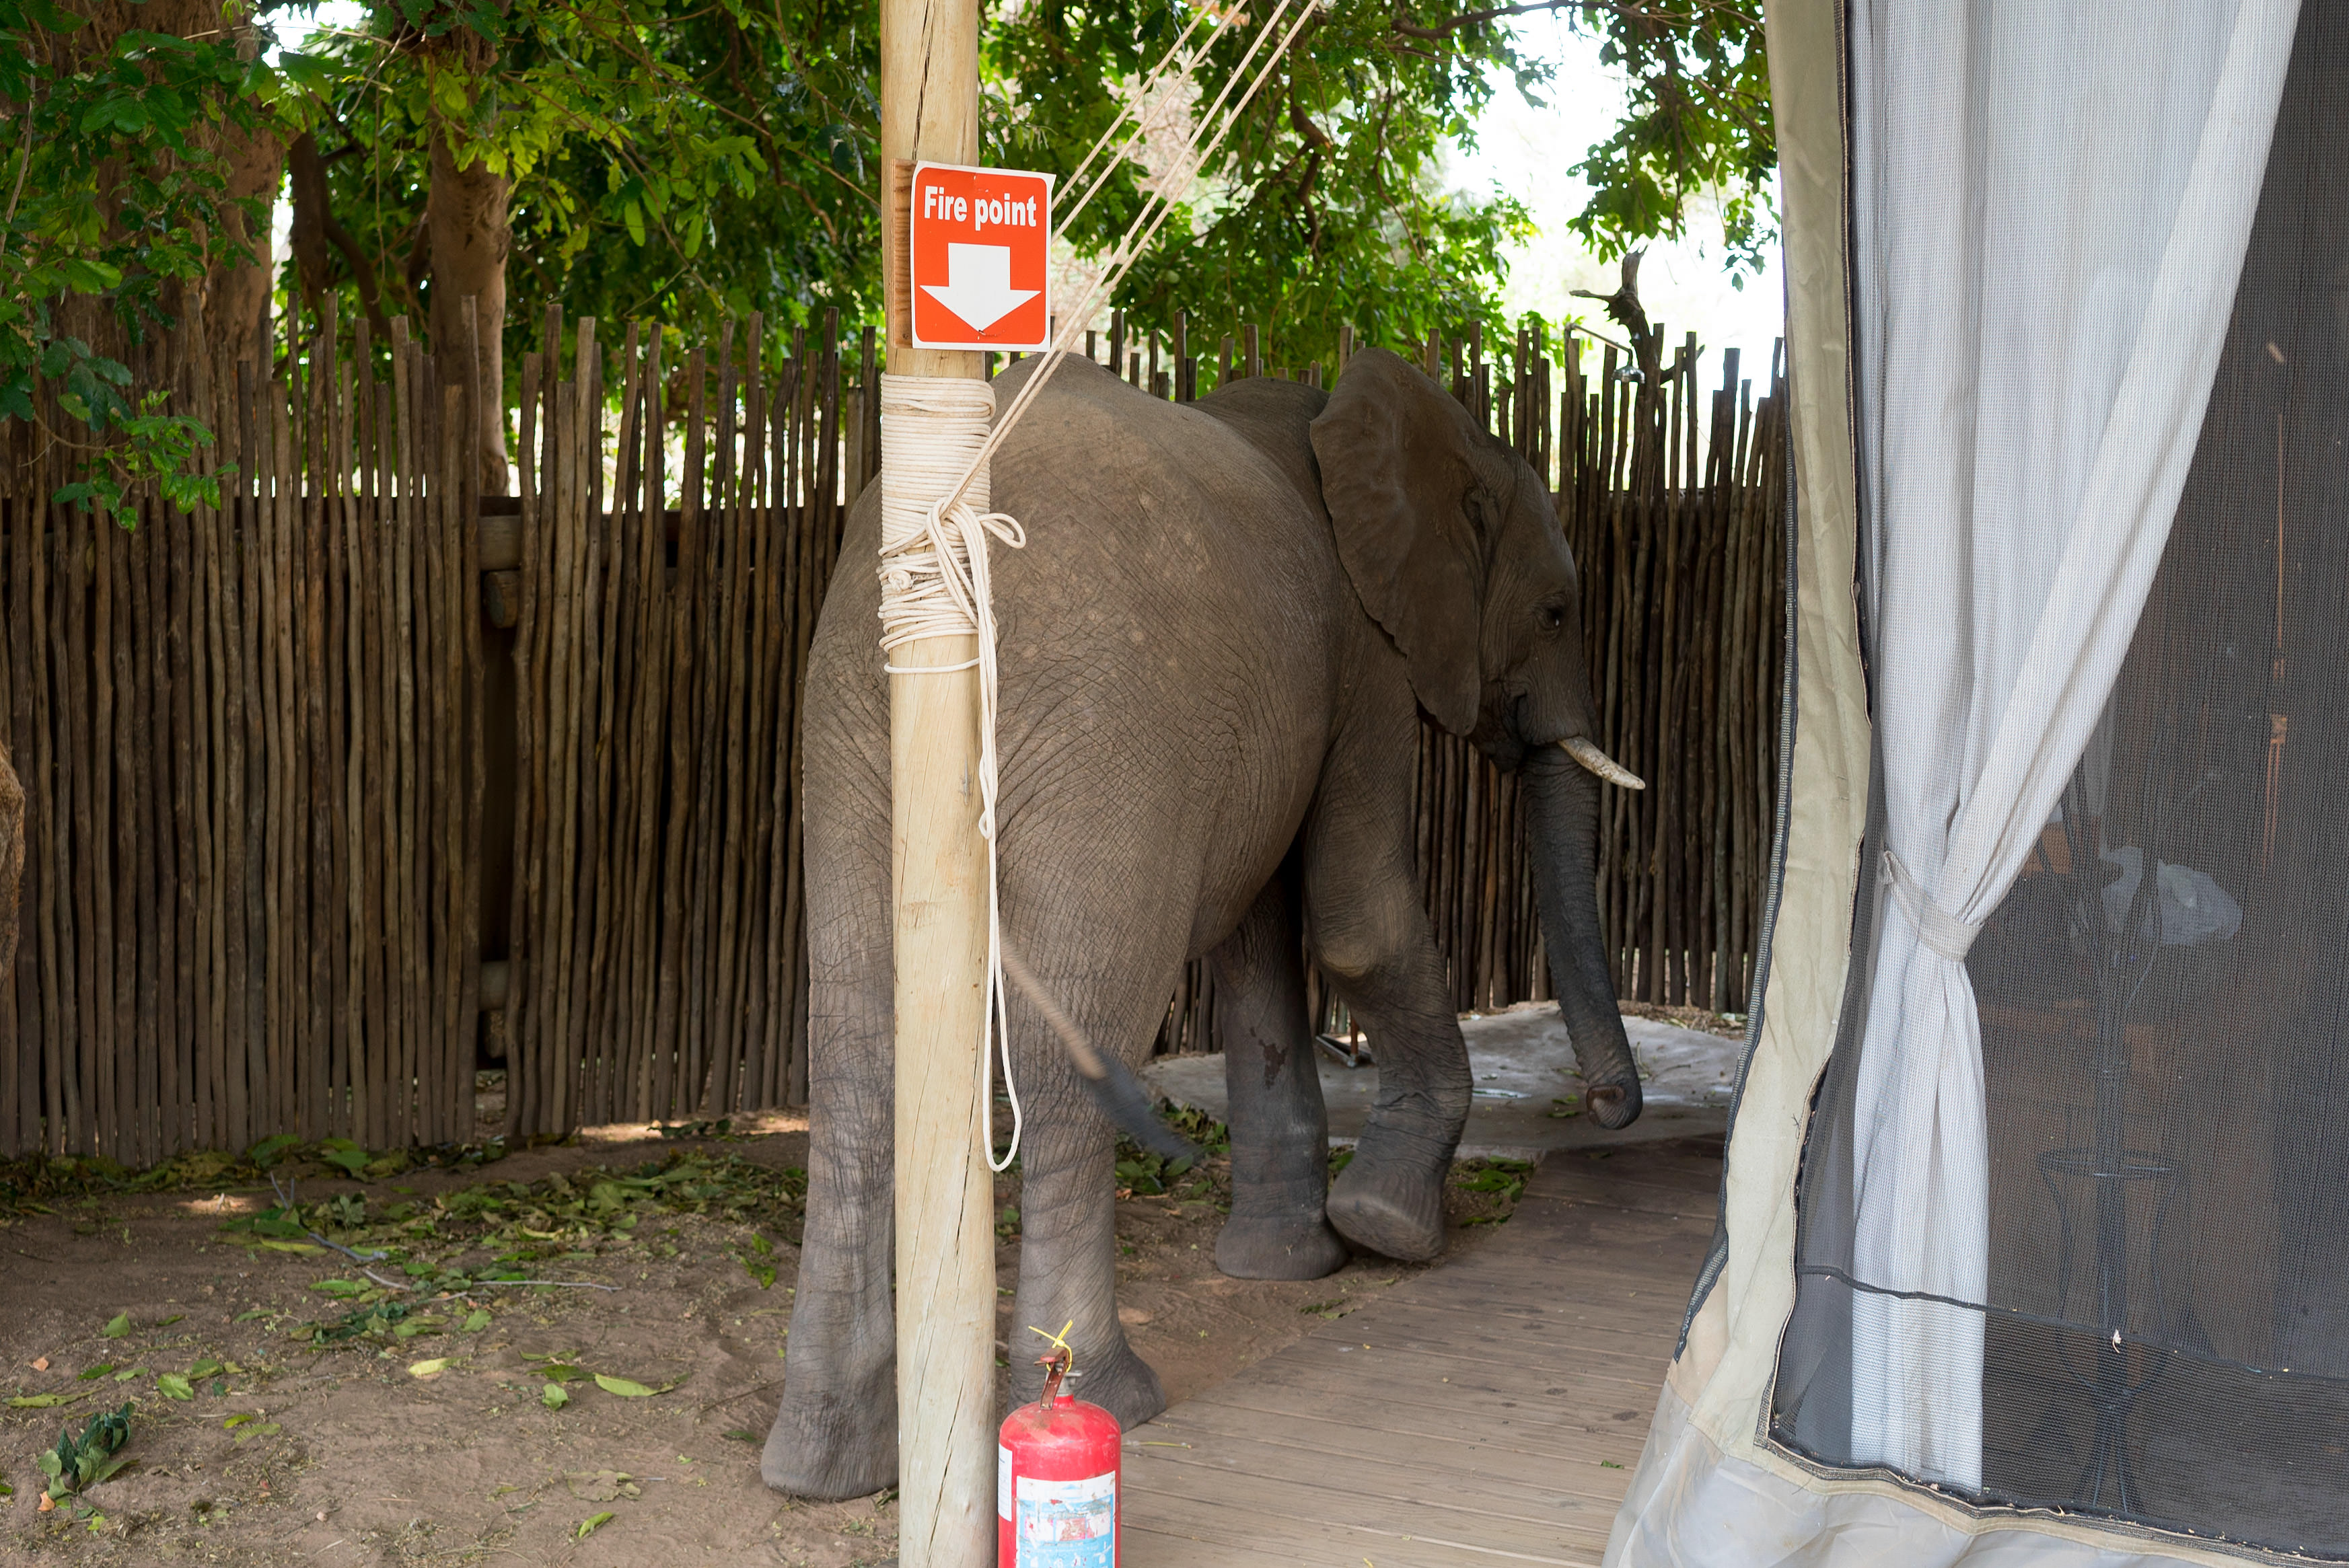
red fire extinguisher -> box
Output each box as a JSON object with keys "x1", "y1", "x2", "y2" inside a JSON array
[{"x1": 999, "y1": 1324, "x2": 1121, "y2": 1567}]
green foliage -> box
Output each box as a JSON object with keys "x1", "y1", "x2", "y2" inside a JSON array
[
  {"x1": 1455, "y1": 1155, "x2": 1532, "y2": 1225},
  {"x1": 209, "y1": 1149, "x2": 808, "y2": 1343},
  {"x1": 1564, "y1": 0, "x2": 1774, "y2": 274},
  {"x1": 1112, "y1": 1104, "x2": 1223, "y2": 1197},
  {"x1": 283, "y1": 0, "x2": 1771, "y2": 389},
  {"x1": 0, "y1": 1133, "x2": 511, "y2": 1220},
  {"x1": 0, "y1": 0, "x2": 257, "y2": 521},
  {"x1": 300, "y1": 0, "x2": 879, "y2": 364},
  {"x1": 987, "y1": 0, "x2": 1535, "y2": 372},
  {"x1": 36, "y1": 1402, "x2": 133, "y2": 1501}
]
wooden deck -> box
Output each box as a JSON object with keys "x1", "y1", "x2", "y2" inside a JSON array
[{"x1": 1120, "y1": 1138, "x2": 1723, "y2": 1567}]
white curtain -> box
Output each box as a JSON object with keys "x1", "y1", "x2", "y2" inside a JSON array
[{"x1": 1846, "y1": 0, "x2": 2299, "y2": 1489}]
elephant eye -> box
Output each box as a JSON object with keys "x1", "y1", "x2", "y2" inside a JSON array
[{"x1": 1538, "y1": 603, "x2": 1567, "y2": 632}]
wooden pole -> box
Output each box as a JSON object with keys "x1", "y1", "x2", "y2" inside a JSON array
[{"x1": 880, "y1": 0, "x2": 993, "y2": 1559}]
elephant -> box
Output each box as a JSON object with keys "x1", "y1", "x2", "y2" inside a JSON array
[{"x1": 761, "y1": 346, "x2": 1644, "y2": 1499}]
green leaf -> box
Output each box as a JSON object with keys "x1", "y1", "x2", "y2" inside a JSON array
[
  {"x1": 592, "y1": 1374, "x2": 655, "y2": 1398},
  {"x1": 406, "y1": 1358, "x2": 450, "y2": 1378},
  {"x1": 187, "y1": 1359, "x2": 223, "y2": 1378},
  {"x1": 154, "y1": 1374, "x2": 193, "y2": 1401},
  {"x1": 99, "y1": 1313, "x2": 129, "y2": 1339},
  {"x1": 85, "y1": 1452, "x2": 136, "y2": 1487},
  {"x1": 460, "y1": 1310, "x2": 492, "y2": 1333},
  {"x1": 541, "y1": 1382, "x2": 570, "y2": 1409},
  {"x1": 247, "y1": 1134, "x2": 301, "y2": 1168},
  {"x1": 539, "y1": 1364, "x2": 589, "y2": 1382},
  {"x1": 77, "y1": 1366, "x2": 115, "y2": 1381},
  {"x1": 8, "y1": 1393, "x2": 86, "y2": 1409},
  {"x1": 317, "y1": 1138, "x2": 370, "y2": 1175},
  {"x1": 53, "y1": 258, "x2": 122, "y2": 293},
  {"x1": 576, "y1": 1511, "x2": 614, "y2": 1538}
]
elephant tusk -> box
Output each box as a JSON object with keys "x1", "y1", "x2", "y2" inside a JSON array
[{"x1": 1559, "y1": 737, "x2": 1645, "y2": 790}]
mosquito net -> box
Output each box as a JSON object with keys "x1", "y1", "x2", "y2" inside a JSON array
[{"x1": 1772, "y1": 0, "x2": 2349, "y2": 1555}]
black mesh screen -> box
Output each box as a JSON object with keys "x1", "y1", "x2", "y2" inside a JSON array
[{"x1": 1772, "y1": 2, "x2": 2349, "y2": 1554}]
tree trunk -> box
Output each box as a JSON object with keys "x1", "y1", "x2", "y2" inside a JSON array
[
  {"x1": 426, "y1": 124, "x2": 512, "y2": 494},
  {"x1": 203, "y1": 113, "x2": 285, "y2": 374},
  {"x1": 61, "y1": 0, "x2": 283, "y2": 381},
  {"x1": 0, "y1": 741, "x2": 22, "y2": 975}
]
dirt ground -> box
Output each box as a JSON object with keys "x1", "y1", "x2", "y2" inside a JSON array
[{"x1": 0, "y1": 1081, "x2": 1529, "y2": 1567}]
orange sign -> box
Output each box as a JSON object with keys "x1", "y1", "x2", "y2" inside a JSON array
[{"x1": 910, "y1": 162, "x2": 1054, "y2": 352}]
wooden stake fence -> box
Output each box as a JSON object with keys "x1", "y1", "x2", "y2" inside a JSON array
[{"x1": 0, "y1": 302, "x2": 1781, "y2": 1160}]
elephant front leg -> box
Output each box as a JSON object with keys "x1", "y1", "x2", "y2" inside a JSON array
[
  {"x1": 1305, "y1": 865, "x2": 1470, "y2": 1263},
  {"x1": 1210, "y1": 871, "x2": 1348, "y2": 1280}
]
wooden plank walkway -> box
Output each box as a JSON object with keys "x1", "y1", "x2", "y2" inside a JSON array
[{"x1": 1120, "y1": 1138, "x2": 1723, "y2": 1567}]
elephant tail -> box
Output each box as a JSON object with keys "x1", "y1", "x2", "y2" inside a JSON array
[{"x1": 999, "y1": 942, "x2": 1202, "y2": 1164}]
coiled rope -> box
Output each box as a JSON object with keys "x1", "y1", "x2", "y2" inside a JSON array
[{"x1": 877, "y1": 0, "x2": 1322, "y2": 1171}]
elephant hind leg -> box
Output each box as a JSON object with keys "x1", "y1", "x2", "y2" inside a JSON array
[
  {"x1": 1210, "y1": 863, "x2": 1348, "y2": 1281},
  {"x1": 763, "y1": 742, "x2": 898, "y2": 1499}
]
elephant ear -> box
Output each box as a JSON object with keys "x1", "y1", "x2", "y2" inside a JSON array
[{"x1": 1310, "y1": 347, "x2": 1484, "y2": 735}]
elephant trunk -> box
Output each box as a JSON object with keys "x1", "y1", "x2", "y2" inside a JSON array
[{"x1": 1525, "y1": 745, "x2": 1643, "y2": 1129}]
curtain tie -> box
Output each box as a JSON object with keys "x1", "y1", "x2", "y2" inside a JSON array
[{"x1": 1882, "y1": 850, "x2": 1982, "y2": 963}]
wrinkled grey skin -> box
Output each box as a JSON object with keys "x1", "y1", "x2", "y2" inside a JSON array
[{"x1": 762, "y1": 348, "x2": 1640, "y2": 1499}]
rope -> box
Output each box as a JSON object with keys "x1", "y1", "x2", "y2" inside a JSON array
[
  {"x1": 878, "y1": 374, "x2": 1027, "y2": 1172},
  {"x1": 879, "y1": 0, "x2": 1322, "y2": 1171}
]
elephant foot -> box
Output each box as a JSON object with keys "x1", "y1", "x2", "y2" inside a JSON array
[
  {"x1": 1216, "y1": 1209, "x2": 1348, "y2": 1280},
  {"x1": 762, "y1": 1368, "x2": 897, "y2": 1500},
  {"x1": 1325, "y1": 1152, "x2": 1447, "y2": 1263},
  {"x1": 1008, "y1": 1333, "x2": 1165, "y2": 1430}
]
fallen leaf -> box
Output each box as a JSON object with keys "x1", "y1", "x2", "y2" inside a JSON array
[
  {"x1": 539, "y1": 1363, "x2": 589, "y2": 1383},
  {"x1": 576, "y1": 1511, "x2": 615, "y2": 1539},
  {"x1": 31, "y1": 1357, "x2": 49, "y2": 1372},
  {"x1": 77, "y1": 1365, "x2": 114, "y2": 1381},
  {"x1": 721, "y1": 1429, "x2": 759, "y2": 1444},
  {"x1": 592, "y1": 1374, "x2": 656, "y2": 1398},
  {"x1": 541, "y1": 1382, "x2": 569, "y2": 1410},
  {"x1": 36, "y1": 1492, "x2": 54, "y2": 1513},
  {"x1": 100, "y1": 1314, "x2": 129, "y2": 1340},
  {"x1": 188, "y1": 1358, "x2": 223, "y2": 1378},
  {"x1": 155, "y1": 1374, "x2": 194, "y2": 1401},
  {"x1": 256, "y1": 1241, "x2": 323, "y2": 1255},
  {"x1": 406, "y1": 1358, "x2": 450, "y2": 1378},
  {"x1": 7, "y1": 1392, "x2": 86, "y2": 1409},
  {"x1": 565, "y1": 1470, "x2": 641, "y2": 1502},
  {"x1": 460, "y1": 1310, "x2": 491, "y2": 1333}
]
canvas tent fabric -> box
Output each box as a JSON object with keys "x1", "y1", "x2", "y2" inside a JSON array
[{"x1": 1604, "y1": 0, "x2": 2349, "y2": 1562}]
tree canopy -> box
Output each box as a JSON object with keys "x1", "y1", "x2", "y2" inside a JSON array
[{"x1": 6, "y1": 0, "x2": 1774, "y2": 506}]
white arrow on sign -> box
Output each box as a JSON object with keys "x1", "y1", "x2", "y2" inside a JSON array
[{"x1": 920, "y1": 244, "x2": 1039, "y2": 333}]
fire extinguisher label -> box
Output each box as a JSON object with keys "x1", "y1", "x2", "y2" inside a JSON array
[
  {"x1": 1014, "y1": 1471, "x2": 1116, "y2": 1567},
  {"x1": 998, "y1": 1445, "x2": 1012, "y2": 1520}
]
